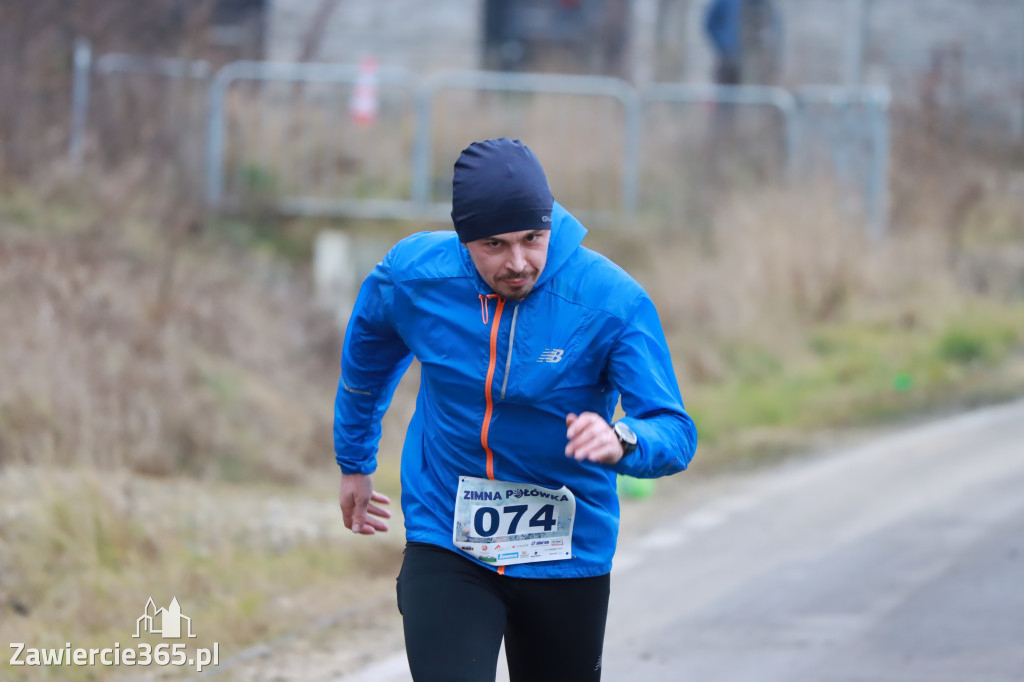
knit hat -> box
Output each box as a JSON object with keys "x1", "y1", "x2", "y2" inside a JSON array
[{"x1": 451, "y1": 138, "x2": 554, "y2": 243}]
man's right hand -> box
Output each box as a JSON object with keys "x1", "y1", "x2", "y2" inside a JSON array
[{"x1": 339, "y1": 473, "x2": 392, "y2": 535}]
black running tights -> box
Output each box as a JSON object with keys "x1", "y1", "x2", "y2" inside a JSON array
[{"x1": 396, "y1": 542, "x2": 610, "y2": 682}]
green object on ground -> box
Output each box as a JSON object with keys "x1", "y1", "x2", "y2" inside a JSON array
[
  {"x1": 893, "y1": 371, "x2": 914, "y2": 392},
  {"x1": 618, "y1": 475, "x2": 656, "y2": 499}
]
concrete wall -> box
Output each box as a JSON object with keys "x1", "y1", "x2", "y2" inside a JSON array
[
  {"x1": 266, "y1": 0, "x2": 482, "y2": 72},
  {"x1": 266, "y1": 0, "x2": 1024, "y2": 136},
  {"x1": 266, "y1": 0, "x2": 662, "y2": 82},
  {"x1": 267, "y1": 0, "x2": 1024, "y2": 84},
  {"x1": 781, "y1": 0, "x2": 1024, "y2": 136}
]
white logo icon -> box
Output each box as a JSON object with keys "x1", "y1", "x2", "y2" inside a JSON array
[
  {"x1": 538, "y1": 349, "x2": 564, "y2": 363},
  {"x1": 134, "y1": 597, "x2": 197, "y2": 639}
]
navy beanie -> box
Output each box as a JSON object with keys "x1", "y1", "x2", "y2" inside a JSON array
[{"x1": 451, "y1": 138, "x2": 554, "y2": 243}]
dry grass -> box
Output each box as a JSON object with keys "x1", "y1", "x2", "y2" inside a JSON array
[
  {"x1": 0, "y1": 197, "x2": 339, "y2": 481},
  {"x1": 0, "y1": 466, "x2": 405, "y2": 681},
  {"x1": 223, "y1": 83, "x2": 419, "y2": 202},
  {"x1": 631, "y1": 184, "x2": 959, "y2": 384}
]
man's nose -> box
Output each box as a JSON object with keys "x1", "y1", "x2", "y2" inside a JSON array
[{"x1": 506, "y1": 245, "x2": 527, "y2": 272}]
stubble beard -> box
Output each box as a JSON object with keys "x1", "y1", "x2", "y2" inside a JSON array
[{"x1": 493, "y1": 269, "x2": 539, "y2": 300}]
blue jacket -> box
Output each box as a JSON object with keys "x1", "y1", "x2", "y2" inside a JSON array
[
  {"x1": 334, "y1": 202, "x2": 697, "y2": 578},
  {"x1": 705, "y1": 0, "x2": 742, "y2": 59}
]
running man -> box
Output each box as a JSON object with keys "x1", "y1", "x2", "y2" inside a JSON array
[{"x1": 334, "y1": 138, "x2": 697, "y2": 681}]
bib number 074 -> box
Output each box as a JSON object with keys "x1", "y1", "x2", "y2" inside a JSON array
[{"x1": 473, "y1": 503, "x2": 557, "y2": 538}]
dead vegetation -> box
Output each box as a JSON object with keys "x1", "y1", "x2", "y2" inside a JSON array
[{"x1": 0, "y1": 200, "x2": 339, "y2": 481}]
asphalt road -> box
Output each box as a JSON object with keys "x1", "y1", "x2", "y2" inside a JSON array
[{"x1": 346, "y1": 398, "x2": 1024, "y2": 682}]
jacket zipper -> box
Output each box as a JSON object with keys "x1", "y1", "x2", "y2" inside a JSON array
[
  {"x1": 480, "y1": 295, "x2": 517, "y2": 578},
  {"x1": 480, "y1": 295, "x2": 504, "y2": 482}
]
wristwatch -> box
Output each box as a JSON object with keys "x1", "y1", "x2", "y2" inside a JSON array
[{"x1": 612, "y1": 421, "x2": 638, "y2": 457}]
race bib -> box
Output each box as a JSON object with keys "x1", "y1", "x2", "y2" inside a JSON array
[{"x1": 452, "y1": 476, "x2": 575, "y2": 566}]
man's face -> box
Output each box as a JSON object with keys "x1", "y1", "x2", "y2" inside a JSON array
[{"x1": 463, "y1": 229, "x2": 550, "y2": 300}]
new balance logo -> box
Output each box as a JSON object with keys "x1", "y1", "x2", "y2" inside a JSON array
[{"x1": 537, "y1": 349, "x2": 564, "y2": 363}]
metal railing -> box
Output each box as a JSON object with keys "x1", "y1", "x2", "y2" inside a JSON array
[
  {"x1": 69, "y1": 41, "x2": 211, "y2": 166},
  {"x1": 69, "y1": 43, "x2": 892, "y2": 234},
  {"x1": 413, "y1": 70, "x2": 644, "y2": 215},
  {"x1": 205, "y1": 60, "x2": 421, "y2": 219},
  {"x1": 641, "y1": 83, "x2": 799, "y2": 176}
]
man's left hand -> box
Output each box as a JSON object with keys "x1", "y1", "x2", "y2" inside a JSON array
[{"x1": 565, "y1": 412, "x2": 624, "y2": 465}]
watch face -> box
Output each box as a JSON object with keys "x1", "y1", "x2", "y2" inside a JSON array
[{"x1": 614, "y1": 422, "x2": 637, "y2": 446}]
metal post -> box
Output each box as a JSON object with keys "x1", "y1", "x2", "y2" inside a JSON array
[
  {"x1": 411, "y1": 81, "x2": 433, "y2": 210},
  {"x1": 206, "y1": 64, "x2": 235, "y2": 207},
  {"x1": 842, "y1": 0, "x2": 866, "y2": 87},
  {"x1": 69, "y1": 38, "x2": 92, "y2": 166},
  {"x1": 621, "y1": 94, "x2": 642, "y2": 215},
  {"x1": 1017, "y1": 0, "x2": 1024, "y2": 141},
  {"x1": 783, "y1": 97, "x2": 800, "y2": 180},
  {"x1": 866, "y1": 91, "x2": 891, "y2": 239}
]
